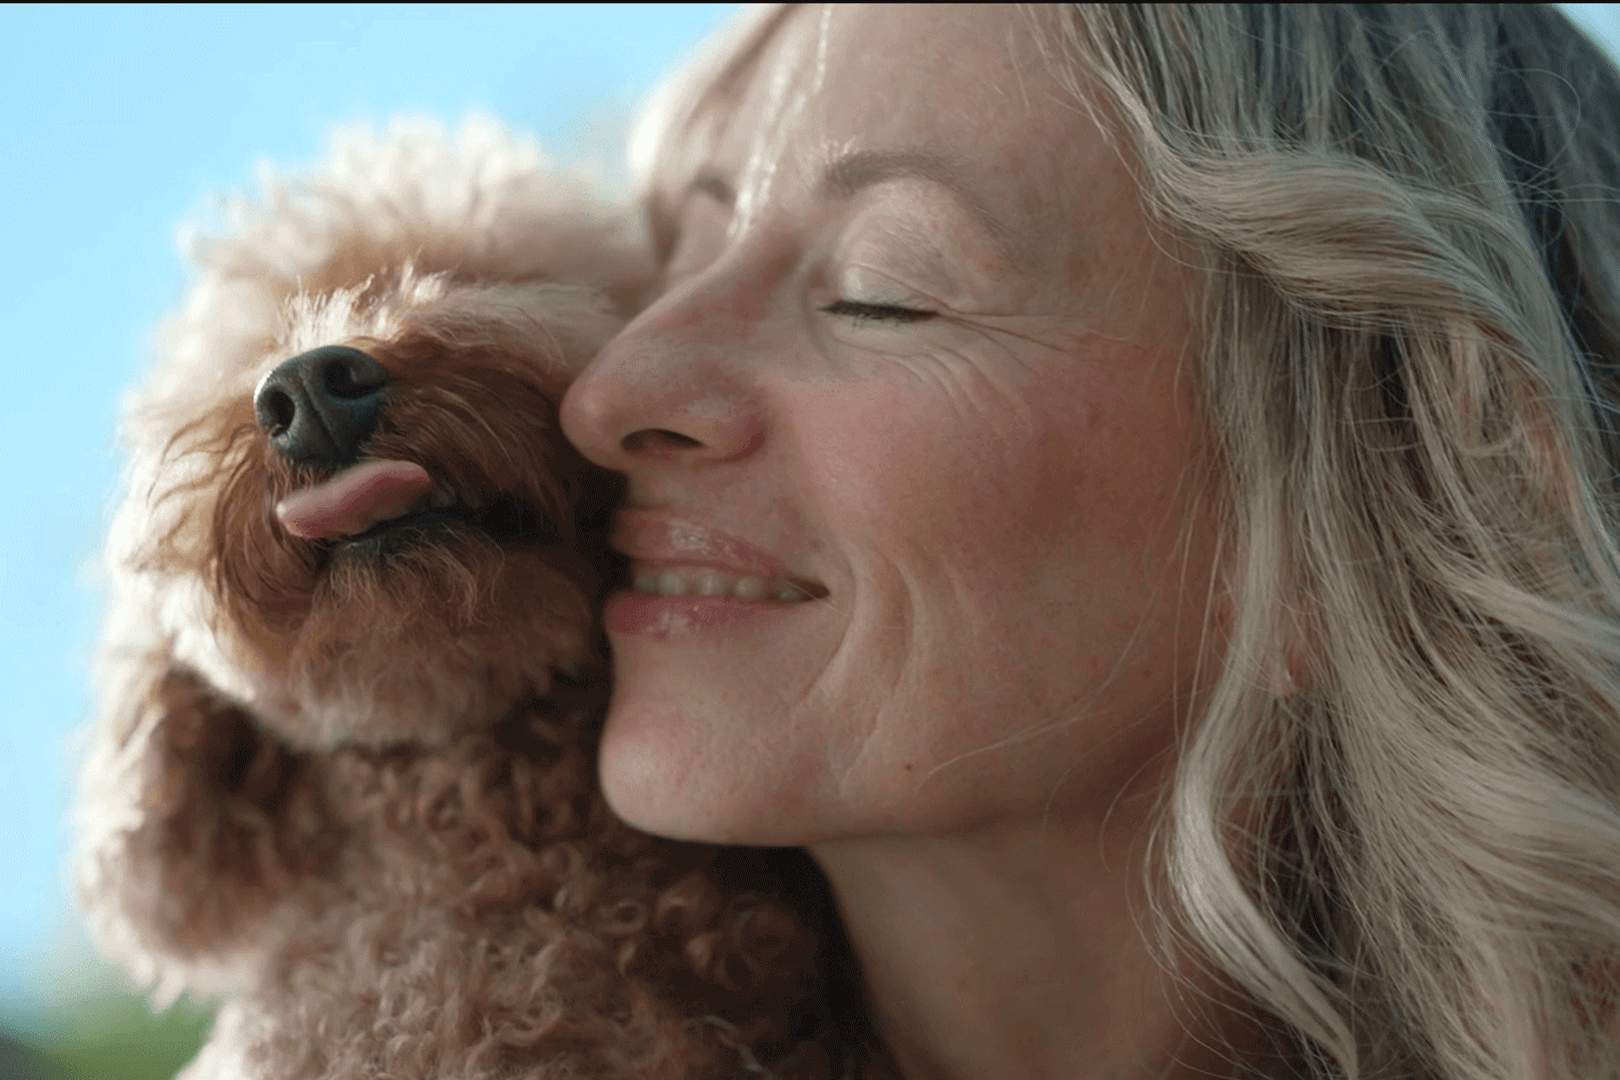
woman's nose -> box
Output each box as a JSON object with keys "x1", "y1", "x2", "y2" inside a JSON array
[{"x1": 560, "y1": 299, "x2": 767, "y2": 472}]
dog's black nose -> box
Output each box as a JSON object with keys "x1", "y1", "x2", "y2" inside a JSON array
[{"x1": 254, "y1": 346, "x2": 390, "y2": 467}]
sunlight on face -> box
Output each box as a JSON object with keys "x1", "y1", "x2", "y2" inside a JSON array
[{"x1": 561, "y1": 4, "x2": 1222, "y2": 846}]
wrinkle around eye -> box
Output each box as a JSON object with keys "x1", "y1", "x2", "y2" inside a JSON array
[{"x1": 868, "y1": 337, "x2": 1043, "y2": 449}]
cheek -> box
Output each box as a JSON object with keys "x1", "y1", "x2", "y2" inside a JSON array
[
  {"x1": 792, "y1": 361, "x2": 1181, "y2": 584},
  {"x1": 793, "y1": 380, "x2": 1041, "y2": 586},
  {"x1": 789, "y1": 346, "x2": 1214, "y2": 705}
]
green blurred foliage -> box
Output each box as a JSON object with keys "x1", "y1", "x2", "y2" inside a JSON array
[{"x1": 6, "y1": 992, "x2": 214, "y2": 1080}]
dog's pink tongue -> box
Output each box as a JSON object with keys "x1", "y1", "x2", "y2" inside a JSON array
[{"x1": 275, "y1": 460, "x2": 435, "y2": 540}]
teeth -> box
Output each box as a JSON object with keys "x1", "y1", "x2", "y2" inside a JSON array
[
  {"x1": 428, "y1": 487, "x2": 455, "y2": 509},
  {"x1": 631, "y1": 565, "x2": 814, "y2": 603}
]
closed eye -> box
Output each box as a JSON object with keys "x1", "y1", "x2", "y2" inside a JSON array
[{"x1": 819, "y1": 299, "x2": 936, "y2": 324}]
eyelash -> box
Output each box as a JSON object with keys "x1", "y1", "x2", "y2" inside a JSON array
[{"x1": 818, "y1": 299, "x2": 936, "y2": 325}]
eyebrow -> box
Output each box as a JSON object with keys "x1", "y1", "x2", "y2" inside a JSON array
[
  {"x1": 682, "y1": 148, "x2": 1031, "y2": 268},
  {"x1": 687, "y1": 171, "x2": 736, "y2": 206},
  {"x1": 819, "y1": 148, "x2": 975, "y2": 202}
]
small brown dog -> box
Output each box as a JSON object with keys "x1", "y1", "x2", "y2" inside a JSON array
[{"x1": 74, "y1": 117, "x2": 869, "y2": 1080}]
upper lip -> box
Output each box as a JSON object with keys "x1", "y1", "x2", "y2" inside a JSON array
[{"x1": 610, "y1": 509, "x2": 826, "y2": 595}]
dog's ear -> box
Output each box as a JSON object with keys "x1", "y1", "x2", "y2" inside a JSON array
[{"x1": 76, "y1": 652, "x2": 341, "y2": 997}]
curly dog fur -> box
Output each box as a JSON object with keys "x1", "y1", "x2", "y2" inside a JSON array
[{"x1": 74, "y1": 116, "x2": 878, "y2": 1080}]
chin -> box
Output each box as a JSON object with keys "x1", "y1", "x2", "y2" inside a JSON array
[{"x1": 594, "y1": 668, "x2": 828, "y2": 848}]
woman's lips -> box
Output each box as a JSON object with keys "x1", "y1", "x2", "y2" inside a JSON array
[
  {"x1": 609, "y1": 510, "x2": 826, "y2": 596},
  {"x1": 604, "y1": 511, "x2": 826, "y2": 638},
  {"x1": 603, "y1": 590, "x2": 809, "y2": 638}
]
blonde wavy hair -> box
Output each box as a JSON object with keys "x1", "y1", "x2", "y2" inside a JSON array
[{"x1": 631, "y1": 6, "x2": 1620, "y2": 1079}]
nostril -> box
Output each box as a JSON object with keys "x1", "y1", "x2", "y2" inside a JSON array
[
  {"x1": 259, "y1": 387, "x2": 296, "y2": 435},
  {"x1": 320, "y1": 350, "x2": 389, "y2": 400},
  {"x1": 622, "y1": 429, "x2": 704, "y2": 454}
]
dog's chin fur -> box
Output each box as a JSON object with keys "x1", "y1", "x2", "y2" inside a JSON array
[
  {"x1": 195, "y1": 532, "x2": 602, "y2": 750},
  {"x1": 75, "y1": 116, "x2": 877, "y2": 1080}
]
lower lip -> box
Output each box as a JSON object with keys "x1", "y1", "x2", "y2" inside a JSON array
[{"x1": 603, "y1": 589, "x2": 809, "y2": 638}]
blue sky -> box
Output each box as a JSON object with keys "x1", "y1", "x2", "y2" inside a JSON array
[{"x1": 1, "y1": 0, "x2": 1616, "y2": 1038}]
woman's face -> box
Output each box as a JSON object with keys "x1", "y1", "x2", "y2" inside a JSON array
[{"x1": 561, "y1": 4, "x2": 1222, "y2": 846}]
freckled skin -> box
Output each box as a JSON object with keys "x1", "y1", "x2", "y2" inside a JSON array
[{"x1": 563, "y1": 6, "x2": 1254, "y2": 1080}]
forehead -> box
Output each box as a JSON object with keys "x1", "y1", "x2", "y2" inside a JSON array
[
  {"x1": 731, "y1": 5, "x2": 1048, "y2": 171},
  {"x1": 702, "y1": 4, "x2": 1132, "y2": 276}
]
